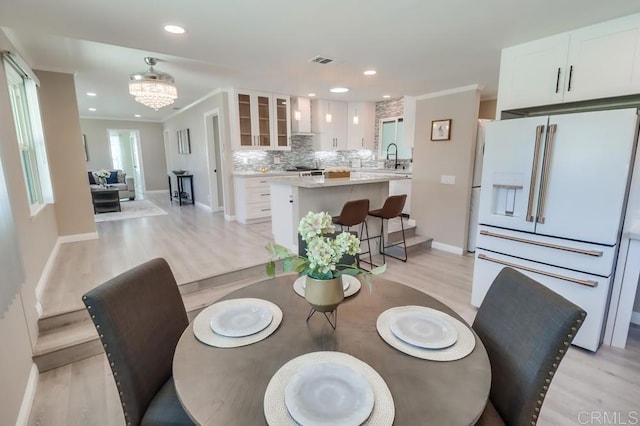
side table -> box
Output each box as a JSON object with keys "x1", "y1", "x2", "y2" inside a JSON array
[
  {"x1": 168, "y1": 174, "x2": 194, "y2": 206},
  {"x1": 91, "y1": 188, "x2": 121, "y2": 213}
]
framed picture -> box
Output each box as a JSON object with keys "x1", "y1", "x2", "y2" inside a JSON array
[
  {"x1": 431, "y1": 119, "x2": 451, "y2": 141},
  {"x1": 177, "y1": 129, "x2": 191, "y2": 154},
  {"x1": 82, "y1": 134, "x2": 89, "y2": 161}
]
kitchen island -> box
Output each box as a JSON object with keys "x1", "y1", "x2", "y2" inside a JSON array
[{"x1": 270, "y1": 172, "x2": 409, "y2": 252}]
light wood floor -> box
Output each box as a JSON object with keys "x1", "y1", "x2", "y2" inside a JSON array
[
  {"x1": 40, "y1": 194, "x2": 274, "y2": 316},
  {"x1": 29, "y1": 196, "x2": 640, "y2": 425}
]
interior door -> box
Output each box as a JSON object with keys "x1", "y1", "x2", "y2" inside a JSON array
[
  {"x1": 534, "y1": 109, "x2": 638, "y2": 245},
  {"x1": 478, "y1": 116, "x2": 548, "y2": 233}
]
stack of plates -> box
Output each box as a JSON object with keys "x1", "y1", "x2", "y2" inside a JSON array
[
  {"x1": 376, "y1": 306, "x2": 476, "y2": 361},
  {"x1": 264, "y1": 351, "x2": 395, "y2": 425},
  {"x1": 210, "y1": 302, "x2": 273, "y2": 337},
  {"x1": 193, "y1": 298, "x2": 283, "y2": 348},
  {"x1": 284, "y1": 363, "x2": 374, "y2": 425}
]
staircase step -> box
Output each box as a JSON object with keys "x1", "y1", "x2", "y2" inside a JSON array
[{"x1": 34, "y1": 263, "x2": 272, "y2": 372}]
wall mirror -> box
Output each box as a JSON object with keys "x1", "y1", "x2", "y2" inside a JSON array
[{"x1": 178, "y1": 129, "x2": 191, "y2": 154}]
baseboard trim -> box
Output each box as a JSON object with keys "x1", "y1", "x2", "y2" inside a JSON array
[
  {"x1": 431, "y1": 241, "x2": 464, "y2": 255},
  {"x1": 224, "y1": 213, "x2": 236, "y2": 222},
  {"x1": 144, "y1": 190, "x2": 168, "y2": 194},
  {"x1": 15, "y1": 363, "x2": 38, "y2": 426},
  {"x1": 632, "y1": 311, "x2": 640, "y2": 325},
  {"x1": 195, "y1": 201, "x2": 212, "y2": 212},
  {"x1": 57, "y1": 232, "x2": 99, "y2": 244},
  {"x1": 35, "y1": 238, "x2": 61, "y2": 302}
]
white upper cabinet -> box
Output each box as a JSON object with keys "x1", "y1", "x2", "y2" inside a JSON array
[
  {"x1": 497, "y1": 34, "x2": 570, "y2": 112},
  {"x1": 231, "y1": 90, "x2": 290, "y2": 150},
  {"x1": 311, "y1": 100, "x2": 348, "y2": 150},
  {"x1": 347, "y1": 102, "x2": 375, "y2": 150},
  {"x1": 564, "y1": 16, "x2": 640, "y2": 102},
  {"x1": 497, "y1": 13, "x2": 640, "y2": 113}
]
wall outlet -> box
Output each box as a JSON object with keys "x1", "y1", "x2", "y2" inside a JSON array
[
  {"x1": 440, "y1": 175, "x2": 456, "y2": 185},
  {"x1": 273, "y1": 157, "x2": 281, "y2": 165}
]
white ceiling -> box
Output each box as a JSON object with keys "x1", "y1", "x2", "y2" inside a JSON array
[{"x1": 1, "y1": 0, "x2": 640, "y2": 122}]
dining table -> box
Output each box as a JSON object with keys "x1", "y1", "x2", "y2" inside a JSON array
[{"x1": 172, "y1": 275, "x2": 491, "y2": 425}]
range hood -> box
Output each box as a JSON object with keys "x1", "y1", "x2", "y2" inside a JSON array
[{"x1": 291, "y1": 97, "x2": 315, "y2": 134}]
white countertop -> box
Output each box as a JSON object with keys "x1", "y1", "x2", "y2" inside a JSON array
[
  {"x1": 269, "y1": 172, "x2": 409, "y2": 188},
  {"x1": 233, "y1": 168, "x2": 412, "y2": 177}
]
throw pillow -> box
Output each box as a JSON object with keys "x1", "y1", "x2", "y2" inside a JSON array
[
  {"x1": 107, "y1": 171, "x2": 119, "y2": 184},
  {"x1": 88, "y1": 171, "x2": 96, "y2": 185},
  {"x1": 117, "y1": 170, "x2": 125, "y2": 183}
]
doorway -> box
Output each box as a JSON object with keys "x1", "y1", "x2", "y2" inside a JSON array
[
  {"x1": 107, "y1": 129, "x2": 144, "y2": 198},
  {"x1": 204, "y1": 110, "x2": 224, "y2": 212}
]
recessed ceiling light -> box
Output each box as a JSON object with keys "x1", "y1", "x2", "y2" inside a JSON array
[
  {"x1": 88, "y1": 107, "x2": 96, "y2": 111},
  {"x1": 308, "y1": 93, "x2": 316, "y2": 97},
  {"x1": 330, "y1": 87, "x2": 349, "y2": 93},
  {"x1": 363, "y1": 70, "x2": 377, "y2": 76},
  {"x1": 164, "y1": 25, "x2": 186, "y2": 34},
  {"x1": 86, "y1": 92, "x2": 97, "y2": 97},
  {"x1": 134, "y1": 114, "x2": 141, "y2": 118},
  {"x1": 382, "y1": 95, "x2": 391, "y2": 99}
]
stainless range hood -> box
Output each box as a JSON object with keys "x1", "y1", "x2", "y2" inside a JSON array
[{"x1": 291, "y1": 97, "x2": 315, "y2": 134}]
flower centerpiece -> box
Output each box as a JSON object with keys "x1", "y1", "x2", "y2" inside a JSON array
[
  {"x1": 266, "y1": 211, "x2": 385, "y2": 313},
  {"x1": 95, "y1": 169, "x2": 110, "y2": 187}
]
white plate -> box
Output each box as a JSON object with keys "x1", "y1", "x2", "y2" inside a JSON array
[
  {"x1": 302, "y1": 277, "x2": 350, "y2": 291},
  {"x1": 210, "y1": 301, "x2": 273, "y2": 337},
  {"x1": 284, "y1": 362, "x2": 374, "y2": 426},
  {"x1": 293, "y1": 275, "x2": 361, "y2": 299},
  {"x1": 389, "y1": 311, "x2": 458, "y2": 349}
]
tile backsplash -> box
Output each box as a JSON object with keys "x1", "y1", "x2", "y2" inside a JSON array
[{"x1": 232, "y1": 135, "x2": 411, "y2": 172}]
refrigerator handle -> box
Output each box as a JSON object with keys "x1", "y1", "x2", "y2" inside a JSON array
[
  {"x1": 478, "y1": 254, "x2": 598, "y2": 288},
  {"x1": 537, "y1": 124, "x2": 557, "y2": 224},
  {"x1": 526, "y1": 125, "x2": 545, "y2": 222}
]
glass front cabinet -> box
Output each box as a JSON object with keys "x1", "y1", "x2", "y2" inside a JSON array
[{"x1": 233, "y1": 90, "x2": 290, "y2": 150}]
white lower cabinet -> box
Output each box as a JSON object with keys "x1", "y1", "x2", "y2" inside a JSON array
[
  {"x1": 389, "y1": 178, "x2": 411, "y2": 215},
  {"x1": 472, "y1": 248, "x2": 611, "y2": 352},
  {"x1": 234, "y1": 176, "x2": 274, "y2": 224}
]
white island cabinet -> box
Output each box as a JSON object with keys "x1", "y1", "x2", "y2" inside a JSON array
[{"x1": 270, "y1": 173, "x2": 410, "y2": 252}]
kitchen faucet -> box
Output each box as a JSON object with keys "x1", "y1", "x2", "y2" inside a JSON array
[{"x1": 386, "y1": 143, "x2": 399, "y2": 169}]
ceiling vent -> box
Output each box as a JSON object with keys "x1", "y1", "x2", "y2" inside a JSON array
[{"x1": 308, "y1": 56, "x2": 333, "y2": 65}]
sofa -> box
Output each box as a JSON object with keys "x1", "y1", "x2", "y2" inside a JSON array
[{"x1": 88, "y1": 170, "x2": 135, "y2": 200}]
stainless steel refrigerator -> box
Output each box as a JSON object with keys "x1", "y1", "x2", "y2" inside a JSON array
[{"x1": 472, "y1": 108, "x2": 639, "y2": 351}]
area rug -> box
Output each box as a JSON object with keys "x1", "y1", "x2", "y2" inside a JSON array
[{"x1": 94, "y1": 199, "x2": 168, "y2": 222}]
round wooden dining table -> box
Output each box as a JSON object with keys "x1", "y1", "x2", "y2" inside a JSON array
[{"x1": 173, "y1": 275, "x2": 491, "y2": 425}]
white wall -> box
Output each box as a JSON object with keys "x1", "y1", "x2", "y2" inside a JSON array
[
  {"x1": 162, "y1": 91, "x2": 234, "y2": 214},
  {"x1": 410, "y1": 86, "x2": 481, "y2": 253},
  {"x1": 81, "y1": 119, "x2": 168, "y2": 191},
  {"x1": 0, "y1": 30, "x2": 60, "y2": 425}
]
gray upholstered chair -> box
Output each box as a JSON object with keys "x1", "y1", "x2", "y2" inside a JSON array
[
  {"x1": 473, "y1": 267, "x2": 587, "y2": 426},
  {"x1": 82, "y1": 258, "x2": 193, "y2": 425}
]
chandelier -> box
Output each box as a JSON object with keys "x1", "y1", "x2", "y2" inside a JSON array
[{"x1": 129, "y1": 57, "x2": 178, "y2": 110}]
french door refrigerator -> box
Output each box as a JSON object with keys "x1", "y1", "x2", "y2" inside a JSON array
[{"x1": 472, "y1": 108, "x2": 638, "y2": 351}]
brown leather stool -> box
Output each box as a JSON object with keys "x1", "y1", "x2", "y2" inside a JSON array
[
  {"x1": 368, "y1": 194, "x2": 408, "y2": 263},
  {"x1": 332, "y1": 199, "x2": 373, "y2": 269}
]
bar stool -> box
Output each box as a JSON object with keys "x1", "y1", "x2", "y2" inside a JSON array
[
  {"x1": 368, "y1": 194, "x2": 408, "y2": 263},
  {"x1": 332, "y1": 199, "x2": 373, "y2": 269}
]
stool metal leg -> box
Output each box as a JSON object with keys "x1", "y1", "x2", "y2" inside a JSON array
[{"x1": 381, "y1": 215, "x2": 408, "y2": 262}]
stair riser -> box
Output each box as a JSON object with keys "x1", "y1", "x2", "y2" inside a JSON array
[
  {"x1": 34, "y1": 264, "x2": 272, "y2": 372},
  {"x1": 34, "y1": 339, "x2": 104, "y2": 373}
]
